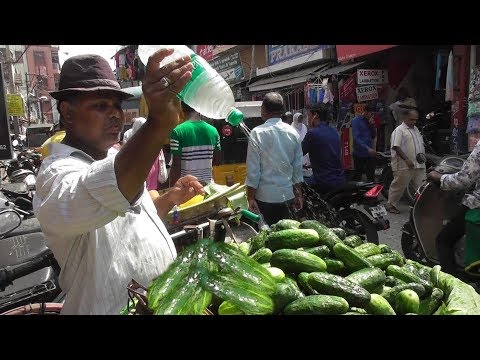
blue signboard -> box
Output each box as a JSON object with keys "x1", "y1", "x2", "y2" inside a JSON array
[{"x1": 267, "y1": 45, "x2": 333, "y2": 66}]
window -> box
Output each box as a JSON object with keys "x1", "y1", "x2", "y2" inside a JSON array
[
  {"x1": 15, "y1": 51, "x2": 23, "y2": 63},
  {"x1": 33, "y1": 51, "x2": 46, "y2": 66}
]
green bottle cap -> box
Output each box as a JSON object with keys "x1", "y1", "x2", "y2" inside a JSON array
[{"x1": 226, "y1": 108, "x2": 244, "y2": 126}]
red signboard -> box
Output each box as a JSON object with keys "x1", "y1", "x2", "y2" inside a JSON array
[
  {"x1": 336, "y1": 45, "x2": 397, "y2": 62},
  {"x1": 196, "y1": 45, "x2": 215, "y2": 61},
  {"x1": 339, "y1": 72, "x2": 357, "y2": 102}
]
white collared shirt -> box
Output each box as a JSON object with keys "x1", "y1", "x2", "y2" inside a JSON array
[
  {"x1": 33, "y1": 143, "x2": 177, "y2": 315},
  {"x1": 390, "y1": 122, "x2": 426, "y2": 171}
]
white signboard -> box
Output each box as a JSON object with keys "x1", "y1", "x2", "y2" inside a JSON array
[
  {"x1": 356, "y1": 85, "x2": 379, "y2": 102},
  {"x1": 357, "y1": 69, "x2": 388, "y2": 85}
]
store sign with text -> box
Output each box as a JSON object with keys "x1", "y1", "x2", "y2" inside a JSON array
[
  {"x1": 267, "y1": 45, "x2": 333, "y2": 66},
  {"x1": 209, "y1": 52, "x2": 244, "y2": 84},
  {"x1": 6, "y1": 94, "x2": 25, "y2": 116},
  {"x1": 336, "y1": 45, "x2": 397, "y2": 62},
  {"x1": 356, "y1": 85, "x2": 379, "y2": 102},
  {"x1": 357, "y1": 69, "x2": 388, "y2": 85}
]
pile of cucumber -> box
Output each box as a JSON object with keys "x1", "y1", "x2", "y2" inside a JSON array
[{"x1": 140, "y1": 218, "x2": 472, "y2": 315}]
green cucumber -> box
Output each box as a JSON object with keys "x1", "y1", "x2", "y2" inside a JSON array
[
  {"x1": 266, "y1": 228, "x2": 320, "y2": 251},
  {"x1": 249, "y1": 248, "x2": 273, "y2": 263},
  {"x1": 308, "y1": 272, "x2": 371, "y2": 308},
  {"x1": 333, "y1": 242, "x2": 372, "y2": 272},
  {"x1": 343, "y1": 235, "x2": 363, "y2": 248},
  {"x1": 378, "y1": 244, "x2": 393, "y2": 253},
  {"x1": 301, "y1": 245, "x2": 330, "y2": 258},
  {"x1": 385, "y1": 275, "x2": 405, "y2": 287},
  {"x1": 209, "y1": 242, "x2": 276, "y2": 294},
  {"x1": 218, "y1": 301, "x2": 244, "y2": 315},
  {"x1": 272, "y1": 277, "x2": 305, "y2": 313},
  {"x1": 330, "y1": 227, "x2": 347, "y2": 240},
  {"x1": 418, "y1": 288, "x2": 444, "y2": 315},
  {"x1": 346, "y1": 267, "x2": 386, "y2": 293},
  {"x1": 395, "y1": 289, "x2": 420, "y2": 315},
  {"x1": 365, "y1": 293, "x2": 396, "y2": 315},
  {"x1": 297, "y1": 272, "x2": 319, "y2": 295},
  {"x1": 199, "y1": 270, "x2": 274, "y2": 315},
  {"x1": 324, "y1": 258, "x2": 345, "y2": 274},
  {"x1": 299, "y1": 220, "x2": 341, "y2": 250},
  {"x1": 284, "y1": 295, "x2": 349, "y2": 315},
  {"x1": 354, "y1": 243, "x2": 381, "y2": 257},
  {"x1": 238, "y1": 242, "x2": 251, "y2": 256},
  {"x1": 386, "y1": 265, "x2": 433, "y2": 294},
  {"x1": 271, "y1": 249, "x2": 327, "y2": 274},
  {"x1": 154, "y1": 269, "x2": 203, "y2": 315},
  {"x1": 348, "y1": 307, "x2": 367, "y2": 314},
  {"x1": 267, "y1": 267, "x2": 286, "y2": 282},
  {"x1": 147, "y1": 244, "x2": 198, "y2": 311},
  {"x1": 271, "y1": 219, "x2": 301, "y2": 231},
  {"x1": 250, "y1": 229, "x2": 268, "y2": 253},
  {"x1": 417, "y1": 267, "x2": 431, "y2": 282},
  {"x1": 381, "y1": 283, "x2": 426, "y2": 305},
  {"x1": 366, "y1": 253, "x2": 403, "y2": 270}
]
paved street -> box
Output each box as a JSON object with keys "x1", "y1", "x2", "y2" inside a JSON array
[{"x1": 377, "y1": 197, "x2": 411, "y2": 257}]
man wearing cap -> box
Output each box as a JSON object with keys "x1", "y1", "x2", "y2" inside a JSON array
[{"x1": 33, "y1": 50, "x2": 202, "y2": 315}]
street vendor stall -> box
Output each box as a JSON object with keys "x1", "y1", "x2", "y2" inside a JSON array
[{"x1": 123, "y1": 214, "x2": 480, "y2": 315}]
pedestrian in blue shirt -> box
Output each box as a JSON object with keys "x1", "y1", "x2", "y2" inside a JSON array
[
  {"x1": 302, "y1": 103, "x2": 345, "y2": 194},
  {"x1": 246, "y1": 92, "x2": 304, "y2": 226},
  {"x1": 351, "y1": 103, "x2": 377, "y2": 182}
]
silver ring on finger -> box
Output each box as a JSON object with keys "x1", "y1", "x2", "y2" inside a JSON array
[{"x1": 160, "y1": 76, "x2": 171, "y2": 88}]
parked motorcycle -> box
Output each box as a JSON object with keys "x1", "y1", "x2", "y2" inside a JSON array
[
  {"x1": 0, "y1": 209, "x2": 62, "y2": 314},
  {"x1": 302, "y1": 180, "x2": 389, "y2": 244},
  {"x1": 401, "y1": 155, "x2": 469, "y2": 273}
]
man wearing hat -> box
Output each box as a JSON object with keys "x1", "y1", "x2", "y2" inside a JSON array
[{"x1": 33, "y1": 50, "x2": 203, "y2": 314}]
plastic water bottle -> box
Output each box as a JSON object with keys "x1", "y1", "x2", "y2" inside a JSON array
[{"x1": 138, "y1": 45, "x2": 244, "y2": 126}]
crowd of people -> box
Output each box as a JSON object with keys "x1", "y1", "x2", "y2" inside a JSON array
[{"x1": 31, "y1": 51, "x2": 480, "y2": 315}]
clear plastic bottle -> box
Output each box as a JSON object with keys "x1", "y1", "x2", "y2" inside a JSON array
[{"x1": 138, "y1": 45, "x2": 244, "y2": 126}]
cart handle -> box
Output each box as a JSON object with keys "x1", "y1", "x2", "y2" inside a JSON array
[{"x1": 240, "y1": 209, "x2": 260, "y2": 223}]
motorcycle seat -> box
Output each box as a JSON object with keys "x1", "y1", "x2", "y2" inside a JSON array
[
  {"x1": 0, "y1": 232, "x2": 48, "y2": 268},
  {"x1": 1, "y1": 183, "x2": 28, "y2": 195},
  {"x1": 325, "y1": 181, "x2": 377, "y2": 197}
]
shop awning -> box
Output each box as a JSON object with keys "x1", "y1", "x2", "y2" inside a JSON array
[
  {"x1": 248, "y1": 63, "x2": 332, "y2": 92},
  {"x1": 316, "y1": 61, "x2": 365, "y2": 76}
]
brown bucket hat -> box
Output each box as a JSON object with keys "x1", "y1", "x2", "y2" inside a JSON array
[{"x1": 49, "y1": 54, "x2": 134, "y2": 101}]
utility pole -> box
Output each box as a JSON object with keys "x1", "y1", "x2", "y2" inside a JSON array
[
  {"x1": 4, "y1": 45, "x2": 20, "y2": 137},
  {"x1": 25, "y1": 72, "x2": 31, "y2": 125}
]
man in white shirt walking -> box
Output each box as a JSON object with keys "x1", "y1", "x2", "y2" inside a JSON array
[
  {"x1": 385, "y1": 108, "x2": 426, "y2": 214},
  {"x1": 33, "y1": 51, "x2": 203, "y2": 314}
]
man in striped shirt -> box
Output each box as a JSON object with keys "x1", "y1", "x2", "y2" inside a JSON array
[
  {"x1": 33, "y1": 51, "x2": 203, "y2": 314},
  {"x1": 169, "y1": 102, "x2": 221, "y2": 185},
  {"x1": 385, "y1": 108, "x2": 426, "y2": 214}
]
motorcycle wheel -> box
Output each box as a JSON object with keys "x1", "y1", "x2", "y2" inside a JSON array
[
  {"x1": 338, "y1": 209, "x2": 379, "y2": 244},
  {"x1": 401, "y1": 228, "x2": 427, "y2": 263}
]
